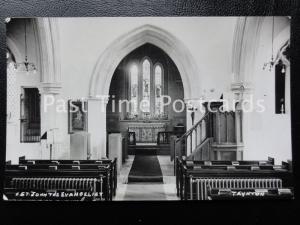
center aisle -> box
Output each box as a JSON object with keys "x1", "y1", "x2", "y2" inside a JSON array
[
  {"x1": 127, "y1": 154, "x2": 163, "y2": 183},
  {"x1": 114, "y1": 155, "x2": 179, "y2": 201}
]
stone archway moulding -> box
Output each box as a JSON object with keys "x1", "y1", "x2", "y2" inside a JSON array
[
  {"x1": 35, "y1": 18, "x2": 62, "y2": 94},
  {"x1": 231, "y1": 17, "x2": 264, "y2": 92},
  {"x1": 6, "y1": 36, "x2": 22, "y2": 62},
  {"x1": 6, "y1": 18, "x2": 61, "y2": 93},
  {"x1": 89, "y1": 24, "x2": 201, "y2": 100},
  {"x1": 231, "y1": 17, "x2": 290, "y2": 92}
]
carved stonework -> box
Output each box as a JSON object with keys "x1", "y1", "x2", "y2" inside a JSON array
[
  {"x1": 39, "y1": 82, "x2": 62, "y2": 95},
  {"x1": 128, "y1": 122, "x2": 166, "y2": 143}
]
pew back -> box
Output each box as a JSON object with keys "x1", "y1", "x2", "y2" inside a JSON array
[
  {"x1": 4, "y1": 157, "x2": 118, "y2": 201},
  {"x1": 175, "y1": 157, "x2": 293, "y2": 200},
  {"x1": 4, "y1": 169, "x2": 109, "y2": 201},
  {"x1": 18, "y1": 156, "x2": 118, "y2": 196}
]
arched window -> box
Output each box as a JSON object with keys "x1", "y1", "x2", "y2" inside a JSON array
[
  {"x1": 128, "y1": 57, "x2": 165, "y2": 120},
  {"x1": 154, "y1": 64, "x2": 163, "y2": 115},
  {"x1": 141, "y1": 59, "x2": 151, "y2": 113},
  {"x1": 130, "y1": 64, "x2": 138, "y2": 116}
]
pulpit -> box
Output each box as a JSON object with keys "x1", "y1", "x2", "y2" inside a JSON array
[{"x1": 128, "y1": 122, "x2": 166, "y2": 144}]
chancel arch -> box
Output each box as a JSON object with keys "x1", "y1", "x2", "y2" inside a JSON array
[
  {"x1": 89, "y1": 24, "x2": 201, "y2": 100},
  {"x1": 88, "y1": 25, "x2": 201, "y2": 158}
]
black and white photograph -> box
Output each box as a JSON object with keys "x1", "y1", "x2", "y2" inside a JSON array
[{"x1": 2, "y1": 16, "x2": 294, "y2": 202}]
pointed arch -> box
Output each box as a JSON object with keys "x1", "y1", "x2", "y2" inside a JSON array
[
  {"x1": 89, "y1": 24, "x2": 201, "y2": 100},
  {"x1": 231, "y1": 17, "x2": 264, "y2": 90},
  {"x1": 35, "y1": 18, "x2": 61, "y2": 91},
  {"x1": 231, "y1": 17, "x2": 290, "y2": 90}
]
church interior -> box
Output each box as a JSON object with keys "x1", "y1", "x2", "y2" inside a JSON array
[{"x1": 4, "y1": 17, "x2": 294, "y2": 200}]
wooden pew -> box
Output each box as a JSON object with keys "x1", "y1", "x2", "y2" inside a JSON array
[
  {"x1": 208, "y1": 187, "x2": 293, "y2": 200},
  {"x1": 18, "y1": 156, "x2": 117, "y2": 196},
  {"x1": 175, "y1": 157, "x2": 293, "y2": 200},
  {"x1": 186, "y1": 166, "x2": 293, "y2": 200},
  {"x1": 175, "y1": 157, "x2": 275, "y2": 197},
  {"x1": 4, "y1": 157, "x2": 118, "y2": 201},
  {"x1": 4, "y1": 167, "x2": 110, "y2": 201}
]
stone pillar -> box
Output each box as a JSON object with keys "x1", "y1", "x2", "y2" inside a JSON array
[
  {"x1": 39, "y1": 83, "x2": 62, "y2": 159},
  {"x1": 87, "y1": 96, "x2": 109, "y2": 159},
  {"x1": 108, "y1": 133, "x2": 122, "y2": 174},
  {"x1": 231, "y1": 82, "x2": 252, "y2": 160}
]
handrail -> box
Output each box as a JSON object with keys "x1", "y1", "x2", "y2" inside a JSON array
[
  {"x1": 173, "y1": 110, "x2": 213, "y2": 172},
  {"x1": 176, "y1": 112, "x2": 210, "y2": 143}
]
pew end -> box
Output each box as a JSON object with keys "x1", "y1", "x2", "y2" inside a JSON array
[
  {"x1": 282, "y1": 160, "x2": 293, "y2": 171},
  {"x1": 19, "y1": 156, "x2": 26, "y2": 163},
  {"x1": 268, "y1": 157, "x2": 275, "y2": 165}
]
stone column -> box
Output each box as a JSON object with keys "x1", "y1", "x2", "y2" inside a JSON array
[
  {"x1": 39, "y1": 82, "x2": 62, "y2": 159},
  {"x1": 87, "y1": 96, "x2": 109, "y2": 159},
  {"x1": 108, "y1": 133, "x2": 122, "y2": 174},
  {"x1": 231, "y1": 82, "x2": 252, "y2": 160}
]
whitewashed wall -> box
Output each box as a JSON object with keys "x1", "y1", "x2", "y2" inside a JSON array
[
  {"x1": 243, "y1": 17, "x2": 292, "y2": 164},
  {"x1": 55, "y1": 17, "x2": 237, "y2": 160}
]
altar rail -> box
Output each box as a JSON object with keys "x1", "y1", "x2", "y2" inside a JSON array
[
  {"x1": 128, "y1": 132, "x2": 136, "y2": 145},
  {"x1": 157, "y1": 131, "x2": 173, "y2": 145},
  {"x1": 128, "y1": 131, "x2": 173, "y2": 145},
  {"x1": 128, "y1": 122, "x2": 166, "y2": 143}
]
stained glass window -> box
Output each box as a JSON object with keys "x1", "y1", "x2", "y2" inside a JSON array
[
  {"x1": 128, "y1": 58, "x2": 165, "y2": 119},
  {"x1": 154, "y1": 65, "x2": 163, "y2": 115},
  {"x1": 141, "y1": 59, "x2": 151, "y2": 113},
  {"x1": 130, "y1": 64, "x2": 138, "y2": 116}
]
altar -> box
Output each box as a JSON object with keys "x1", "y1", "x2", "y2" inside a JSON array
[{"x1": 127, "y1": 122, "x2": 166, "y2": 144}]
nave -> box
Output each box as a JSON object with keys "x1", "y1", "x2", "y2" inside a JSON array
[
  {"x1": 4, "y1": 17, "x2": 294, "y2": 201},
  {"x1": 115, "y1": 155, "x2": 178, "y2": 201}
]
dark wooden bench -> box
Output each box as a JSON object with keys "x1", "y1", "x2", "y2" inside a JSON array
[
  {"x1": 175, "y1": 157, "x2": 293, "y2": 200},
  {"x1": 208, "y1": 188, "x2": 293, "y2": 200},
  {"x1": 175, "y1": 156, "x2": 275, "y2": 197},
  {"x1": 4, "y1": 157, "x2": 118, "y2": 201},
  {"x1": 18, "y1": 156, "x2": 117, "y2": 196},
  {"x1": 4, "y1": 168, "x2": 110, "y2": 201}
]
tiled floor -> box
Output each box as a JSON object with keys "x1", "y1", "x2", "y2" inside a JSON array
[{"x1": 114, "y1": 155, "x2": 179, "y2": 201}]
